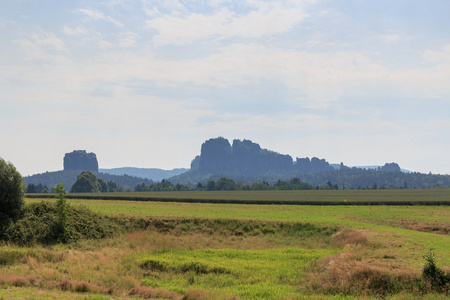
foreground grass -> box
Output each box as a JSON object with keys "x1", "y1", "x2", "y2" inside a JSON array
[
  {"x1": 1, "y1": 198, "x2": 448, "y2": 299},
  {"x1": 0, "y1": 220, "x2": 342, "y2": 299},
  {"x1": 26, "y1": 198, "x2": 450, "y2": 266}
]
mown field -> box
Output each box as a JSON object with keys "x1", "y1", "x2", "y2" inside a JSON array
[
  {"x1": 27, "y1": 188, "x2": 450, "y2": 205},
  {"x1": 1, "y1": 189, "x2": 449, "y2": 299}
]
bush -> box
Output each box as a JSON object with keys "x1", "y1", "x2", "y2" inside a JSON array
[
  {"x1": 4, "y1": 201, "x2": 121, "y2": 246},
  {"x1": 422, "y1": 250, "x2": 449, "y2": 293}
]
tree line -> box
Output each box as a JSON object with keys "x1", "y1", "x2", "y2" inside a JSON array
[
  {"x1": 27, "y1": 171, "x2": 319, "y2": 193},
  {"x1": 133, "y1": 177, "x2": 317, "y2": 192}
]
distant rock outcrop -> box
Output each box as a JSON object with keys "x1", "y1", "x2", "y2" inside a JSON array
[
  {"x1": 195, "y1": 138, "x2": 293, "y2": 176},
  {"x1": 293, "y1": 157, "x2": 334, "y2": 173},
  {"x1": 231, "y1": 139, "x2": 293, "y2": 175},
  {"x1": 380, "y1": 162, "x2": 401, "y2": 172},
  {"x1": 63, "y1": 150, "x2": 98, "y2": 172},
  {"x1": 193, "y1": 137, "x2": 332, "y2": 177},
  {"x1": 188, "y1": 138, "x2": 406, "y2": 181},
  {"x1": 198, "y1": 137, "x2": 233, "y2": 174}
]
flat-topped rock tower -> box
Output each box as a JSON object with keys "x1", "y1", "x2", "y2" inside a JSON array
[{"x1": 63, "y1": 150, "x2": 98, "y2": 172}]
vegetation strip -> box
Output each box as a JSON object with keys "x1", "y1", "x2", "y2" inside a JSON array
[{"x1": 27, "y1": 189, "x2": 450, "y2": 205}]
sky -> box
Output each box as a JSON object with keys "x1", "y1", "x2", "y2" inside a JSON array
[{"x1": 1, "y1": 0, "x2": 450, "y2": 176}]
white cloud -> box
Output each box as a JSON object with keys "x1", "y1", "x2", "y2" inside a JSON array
[
  {"x1": 63, "y1": 25, "x2": 89, "y2": 35},
  {"x1": 119, "y1": 32, "x2": 138, "y2": 47},
  {"x1": 98, "y1": 40, "x2": 114, "y2": 51},
  {"x1": 76, "y1": 8, "x2": 124, "y2": 27},
  {"x1": 145, "y1": 2, "x2": 309, "y2": 46},
  {"x1": 380, "y1": 34, "x2": 401, "y2": 43},
  {"x1": 422, "y1": 44, "x2": 450, "y2": 63},
  {"x1": 144, "y1": 0, "x2": 188, "y2": 15},
  {"x1": 46, "y1": 40, "x2": 446, "y2": 110},
  {"x1": 13, "y1": 31, "x2": 68, "y2": 61},
  {"x1": 32, "y1": 32, "x2": 68, "y2": 52}
]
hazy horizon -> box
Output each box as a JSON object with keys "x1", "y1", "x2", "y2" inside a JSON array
[{"x1": 1, "y1": 1, "x2": 449, "y2": 176}]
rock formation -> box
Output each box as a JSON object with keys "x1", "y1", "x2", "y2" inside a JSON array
[
  {"x1": 293, "y1": 157, "x2": 334, "y2": 173},
  {"x1": 193, "y1": 137, "x2": 338, "y2": 177},
  {"x1": 63, "y1": 150, "x2": 98, "y2": 172},
  {"x1": 380, "y1": 162, "x2": 401, "y2": 172}
]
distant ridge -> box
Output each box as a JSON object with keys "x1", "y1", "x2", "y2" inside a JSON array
[
  {"x1": 24, "y1": 170, "x2": 153, "y2": 190},
  {"x1": 331, "y1": 164, "x2": 411, "y2": 173},
  {"x1": 99, "y1": 167, "x2": 188, "y2": 182},
  {"x1": 23, "y1": 138, "x2": 448, "y2": 190},
  {"x1": 353, "y1": 166, "x2": 412, "y2": 173},
  {"x1": 167, "y1": 137, "x2": 450, "y2": 189}
]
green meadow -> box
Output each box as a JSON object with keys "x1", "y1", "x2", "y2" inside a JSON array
[
  {"x1": 29, "y1": 188, "x2": 450, "y2": 205},
  {"x1": 136, "y1": 248, "x2": 340, "y2": 299},
  {"x1": 0, "y1": 190, "x2": 448, "y2": 299}
]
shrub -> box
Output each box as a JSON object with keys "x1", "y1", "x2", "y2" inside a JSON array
[
  {"x1": 4, "y1": 201, "x2": 121, "y2": 246},
  {"x1": 422, "y1": 250, "x2": 449, "y2": 293}
]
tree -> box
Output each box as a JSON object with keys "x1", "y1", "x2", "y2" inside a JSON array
[
  {"x1": 27, "y1": 183, "x2": 38, "y2": 193},
  {"x1": 216, "y1": 177, "x2": 236, "y2": 191},
  {"x1": 98, "y1": 178, "x2": 109, "y2": 193},
  {"x1": 206, "y1": 180, "x2": 216, "y2": 191},
  {"x1": 54, "y1": 183, "x2": 69, "y2": 240},
  {"x1": 0, "y1": 158, "x2": 26, "y2": 238},
  {"x1": 70, "y1": 171, "x2": 101, "y2": 193},
  {"x1": 0, "y1": 158, "x2": 26, "y2": 220}
]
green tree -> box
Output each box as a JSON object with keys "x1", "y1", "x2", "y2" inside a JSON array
[
  {"x1": 0, "y1": 158, "x2": 26, "y2": 238},
  {"x1": 250, "y1": 182, "x2": 270, "y2": 190},
  {"x1": 290, "y1": 177, "x2": 302, "y2": 185},
  {"x1": 98, "y1": 178, "x2": 109, "y2": 192},
  {"x1": 0, "y1": 158, "x2": 26, "y2": 220},
  {"x1": 206, "y1": 180, "x2": 216, "y2": 191},
  {"x1": 70, "y1": 171, "x2": 101, "y2": 193},
  {"x1": 53, "y1": 183, "x2": 69, "y2": 241},
  {"x1": 27, "y1": 183, "x2": 38, "y2": 193},
  {"x1": 216, "y1": 177, "x2": 236, "y2": 191}
]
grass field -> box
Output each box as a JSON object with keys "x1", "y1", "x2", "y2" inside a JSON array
[
  {"x1": 1, "y1": 190, "x2": 449, "y2": 299},
  {"x1": 27, "y1": 188, "x2": 450, "y2": 205}
]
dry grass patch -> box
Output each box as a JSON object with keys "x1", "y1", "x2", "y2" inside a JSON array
[
  {"x1": 331, "y1": 228, "x2": 369, "y2": 248},
  {"x1": 306, "y1": 250, "x2": 437, "y2": 297},
  {"x1": 0, "y1": 275, "x2": 38, "y2": 287},
  {"x1": 56, "y1": 279, "x2": 114, "y2": 294},
  {"x1": 394, "y1": 220, "x2": 449, "y2": 235},
  {"x1": 129, "y1": 285, "x2": 183, "y2": 299},
  {"x1": 183, "y1": 288, "x2": 239, "y2": 300}
]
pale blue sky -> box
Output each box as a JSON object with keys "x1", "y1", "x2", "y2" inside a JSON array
[{"x1": 1, "y1": 0, "x2": 449, "y2": 176}]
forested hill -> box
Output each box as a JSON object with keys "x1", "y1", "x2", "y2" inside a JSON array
[
  {"x1": 99, "y1": 167, "x2": 188, "y2": 182},
  {"x1": 24, "y1": 170, "x2": 153, "y2": 191}
]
